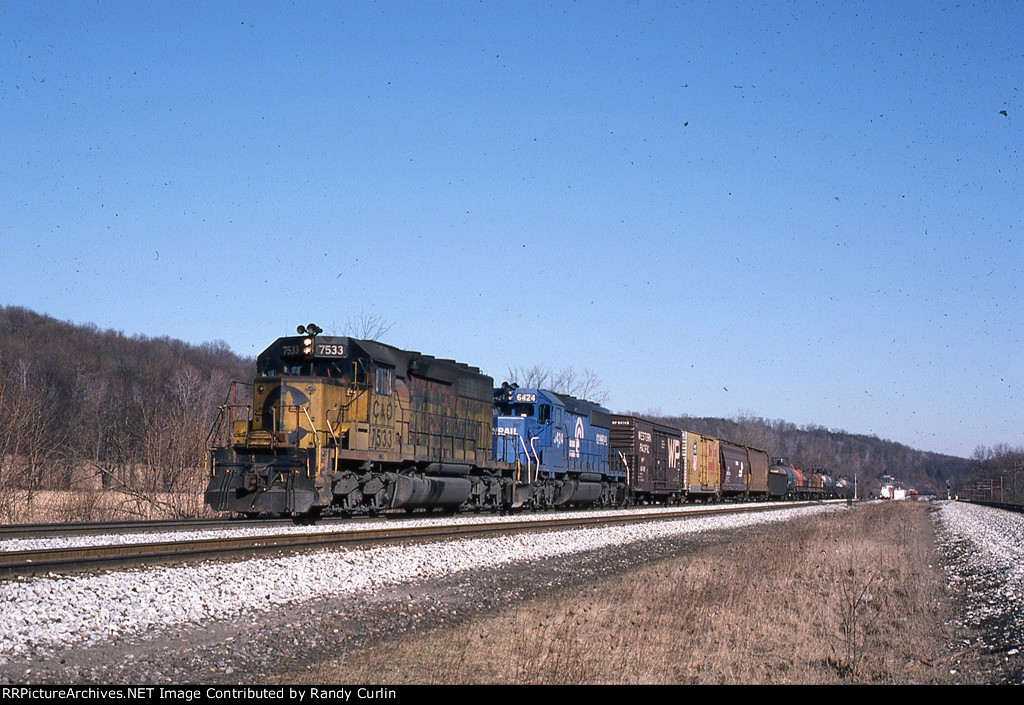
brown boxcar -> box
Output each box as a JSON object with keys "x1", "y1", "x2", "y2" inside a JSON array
[
  {"x1": 610, "y1": 415, "x2": 683, "y2": 501},
  {"x1": 746, "y1": 446, "x2": 770, "y2": 497}
]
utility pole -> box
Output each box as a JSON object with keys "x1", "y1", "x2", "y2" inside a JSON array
[{"x1": 1014, "y1": 457, "x2": 1020, "y2": 505}]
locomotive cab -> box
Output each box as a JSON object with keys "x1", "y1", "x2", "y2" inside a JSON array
[{"x1": 243, "y1": 333, "x2": 377, "y2": 454}]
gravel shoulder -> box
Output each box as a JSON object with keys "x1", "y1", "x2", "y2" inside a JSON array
[{"x1": 933, "y1": 501, "x2": 1024, "y2": 684}]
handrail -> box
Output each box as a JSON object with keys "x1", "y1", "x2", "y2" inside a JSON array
[
  {"x1": 617, "y1": 450, "x2": 631, "y2": 488},
  {"x1": 516, "y1": 433, "x2": 532, "y2": 483}
]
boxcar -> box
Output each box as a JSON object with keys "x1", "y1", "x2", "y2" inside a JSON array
[
  {"x1": 720, "y1": 441, "x2": 750, "y2": 498},
  {"x1": 683, "y1": 431, "x2": 721, "y2": 501},
  {"x1": 746, "y1": 446, "x2": 771, "y2": 498},
  {"x1": 609, "y1": 414, "x2": 683, "y2": 502}
]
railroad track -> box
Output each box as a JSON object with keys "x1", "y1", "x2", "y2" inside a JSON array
[
  {"x1": 961, "y1": 499, "x2": 1024, "y2": 514},
  {"x1": 0, "y1": 516, "x2": 297, "y2": 541},
  {"x1": 0, "y1": 501, "x2": 832, "y2": 579}
]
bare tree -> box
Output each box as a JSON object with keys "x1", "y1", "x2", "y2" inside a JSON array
[
  {"x1": 0, "y1": 358, "x2": 72, "y2": 520},
  {"x1": 574, "y1": 368, "x2": 609, "y2": 404},
  {"x1": 506, "y1": 364, "x2": 552, "y2": 389},
  {"x1": 968, "y1": 443, "x2": 1024, "y2": 503},
  {"x1": 731, "y1": 411, "x2": 775, "y2": 452},
  {"x1": 333, "y1": 312, "x2": 395, "y2": 341},
  {"x1": 505, "y1": 364, "x2": 609, "y2": 404},
  {"x1": 0, "y1": 306, "x2": 256, "y2": 521}
]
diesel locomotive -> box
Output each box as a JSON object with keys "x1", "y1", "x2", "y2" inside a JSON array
[
  {"x1": 204, "y1": 325, "x2": 844, "y2": 516},
  {"x1": 204, "y1": 325, "x2": 619, "y2": 516}
]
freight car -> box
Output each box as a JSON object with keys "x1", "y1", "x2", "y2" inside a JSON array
[
  {"x1": 683, "y1": 431, "x2": 721, "y2": 501},
  {"x1": 205, "y1": 326, "x2": 844, "y2": 516},
  {"x1": 768, "y1": 460, "x2": 846, "y2": 501},
  {"x1": 609, "y1": 414, "x2": 683, "y2": 503}
]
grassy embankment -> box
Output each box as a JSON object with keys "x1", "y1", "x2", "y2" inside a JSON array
[
  {"x1": 305, "y1": 501, "x2": 982, "y2": 684},
  {"x1": 1, "y1": 489, "x2": 211, "y2": 523}
]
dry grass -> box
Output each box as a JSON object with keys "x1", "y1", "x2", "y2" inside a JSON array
[
  {"x1": 0, "y1": 489, "x2": 212, "y2": 523},
  {"x1": 299, "y1": 502, "x2": 965, "y2": 684}
]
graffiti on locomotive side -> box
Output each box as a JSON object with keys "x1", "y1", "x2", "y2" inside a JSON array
[{"x1": 368, "y1": 396, "x2": 398, "y2": 451}]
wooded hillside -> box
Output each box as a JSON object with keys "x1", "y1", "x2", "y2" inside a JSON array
[{"x1": 0, "y1": 306, "x2": 252, "y2": 521}]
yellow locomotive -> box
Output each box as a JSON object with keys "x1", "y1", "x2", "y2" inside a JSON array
[{"x1": 205, "y1": 324, "x2": 511, "y2": 515}]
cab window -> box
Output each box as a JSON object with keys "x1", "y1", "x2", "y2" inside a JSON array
[{"x1": 375, "y1": 366, "x2": 394, "y2": 396}]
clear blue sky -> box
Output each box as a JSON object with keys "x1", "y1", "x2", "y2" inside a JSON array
[{"x1": 2, "y1": 1, "x2": 1020, "y2": 458}]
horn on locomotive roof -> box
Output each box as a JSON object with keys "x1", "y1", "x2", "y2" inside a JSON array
[{"x1": 296, "y1": 323, "x2": 323, "y2": 336}]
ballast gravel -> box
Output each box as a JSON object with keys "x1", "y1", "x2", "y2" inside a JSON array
[
  {"x1": 0, "y1": 503, "x2": 758, "y2": 554},
  {"x1": 933, "y1": 500, "x2": 1024, "y2": 684},
  {"x1": 0, "y1": 504, "x2": 838, "y2": 683}
]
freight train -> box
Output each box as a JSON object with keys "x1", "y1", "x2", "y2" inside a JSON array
[{"x1": 204, "y1": 326, "x2": 846, "y2": 516}]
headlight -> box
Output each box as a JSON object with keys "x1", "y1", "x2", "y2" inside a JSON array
[{"x1": 303, "y1": 337, "x2": 313, "y2": 354}]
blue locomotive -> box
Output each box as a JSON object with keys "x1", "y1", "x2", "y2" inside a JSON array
[{"x1": 492, "y1": 383, "x2": 624, "y2": 508}]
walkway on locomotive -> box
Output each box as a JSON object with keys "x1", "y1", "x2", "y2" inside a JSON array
[{"x1": 492, "y1": 386, "x2": 618, "y2": 483}]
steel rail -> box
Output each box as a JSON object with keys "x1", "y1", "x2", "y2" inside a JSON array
[
  {"x1": 0, "y1": 516, "x2": 300, "y2": 540},
  {"x1": 0, "y1": 500, "x2": 833, "y2": 580}
]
